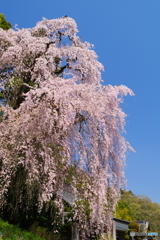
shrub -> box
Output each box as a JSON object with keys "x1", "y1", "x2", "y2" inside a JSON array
[
  {"x1": 128, "y1": 222, "x2": 139, "y2": 231},
  {"x1": 125, "y1": 235, "x2": 130, "y2": 239}
]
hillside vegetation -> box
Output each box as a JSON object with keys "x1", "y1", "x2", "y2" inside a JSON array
[
  {"x1": 0, "y1": 218, "x2": 45, "y2": 240},
  {"x1": 116, "y1": 190, "x2": 160, "y2": 234}
]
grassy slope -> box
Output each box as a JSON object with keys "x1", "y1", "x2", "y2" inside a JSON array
[{"x1": 0, "y1": 218, "x2": 45, "y2": 240}]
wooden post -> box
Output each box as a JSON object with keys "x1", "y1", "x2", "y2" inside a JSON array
[{"x1": 72, "y1": 223, "x2": 79, "y2": 240}]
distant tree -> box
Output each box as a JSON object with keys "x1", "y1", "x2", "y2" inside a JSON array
[
  {"x1": 116, "y1": 201, "x2": 133, "y2": 221},
  {"x1": 0, "y1": 17, "x2": 133, "y2": 238},
  {"x1": 0, "y1": 14, "x2": 11, "y2": 30}
]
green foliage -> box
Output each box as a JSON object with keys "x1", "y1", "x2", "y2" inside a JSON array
[
  {"x1": 0, "y1": 111, "x2": 3, "y2": 122},
  {"x1": 1, "y1": 198, "x2": 72, "y2": 240},
  {"x1": 58, "y1": 222, "x2": 72, "y2": 240},
  {"x1": 128, "y1": 222, "x2": 139, "y2": 230},
  {"x1": 97, "y1": 234, "x2": 113, "y2": 240},
  {"x1": 116, "y1": 200, "x2": 133, "y2": 221},
  {"x1": 0, "y1": 218, "x2": 44, "y2": 240},
  {"x1": 29, "y1": 81, "x2": 35, "y2": 87},
  {"x1": 0, "y1": 14, "x2": 11, "y2": 30},
  {"x1": 125, "y1": 235, "x2": 130, "y2": 240}
]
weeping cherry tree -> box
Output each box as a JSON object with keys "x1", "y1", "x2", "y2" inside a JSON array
[{"x1": 0, "y1": 16, "x2": 134, "y2": 238}]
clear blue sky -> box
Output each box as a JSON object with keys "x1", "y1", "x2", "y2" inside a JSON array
[{"x1": 1, "y1": 0, "x2": 160, "y2": 203}]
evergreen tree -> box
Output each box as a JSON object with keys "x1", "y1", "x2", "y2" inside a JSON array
[{"x1": 0, "y1": 14, "x2": 11, "y2": 30}]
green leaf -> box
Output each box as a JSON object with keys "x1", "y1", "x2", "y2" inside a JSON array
[{"x1": 0, "y1": 92, "x2": 4, "y2": 98}]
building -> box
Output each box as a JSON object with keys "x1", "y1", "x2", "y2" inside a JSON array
[
  {"x1": 112, "y1": 218, "x2": 151, "y2": 240},
  {"x1": 112, "y1": 218, "x2": 130, "y2": 240}
]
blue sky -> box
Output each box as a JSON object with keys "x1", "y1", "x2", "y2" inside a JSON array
[{"x1": 1, "y1": 0, "x2": 160, "y2": 203}]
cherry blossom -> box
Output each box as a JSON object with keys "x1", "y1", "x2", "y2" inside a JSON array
[{"x1": 0, "y1": 16, "x2": 134, "y2": 238}]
